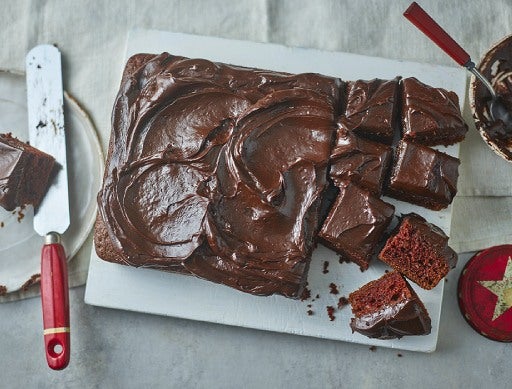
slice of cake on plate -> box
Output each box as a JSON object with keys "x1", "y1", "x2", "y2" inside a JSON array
[{"x1": 0, "y1": 133, "x2": 55, "y2": 211}]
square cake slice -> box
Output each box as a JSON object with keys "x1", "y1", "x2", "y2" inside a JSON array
[
  {"x1": 95, "y1": 53, "x2": 341, "y2": 298},
  {"x1": 401, "y1": 77, "x2": 468, "y2": 146},
  {"x1": 386, "y1": 139, "x2": 460, "y2": 210},
  {"x1": 378, "y1": 213, "x2": 457, "y2": 290},
  {"x1": 0, "y1": 133, "x2": 55, "y2": 211},
  {"x1": 329, "y1": 121, "x2": 392, "y2": 196},
  {"x1": 348, "y1": 270, "x2": 432, "y2": 339},
  {"x1": 343, "y1": 78, "x2": 400, "y2": 144},
  {"x1": 318, "y1": 181, "x2": 395, "y2": 271}
]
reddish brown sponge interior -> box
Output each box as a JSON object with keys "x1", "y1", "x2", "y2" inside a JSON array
[
  {"x1": 379, "y1": 218, "x2": 450, "y2": 289},
  {"x1": 349, "y1": 271, "x2": 411, "y2": 317}
]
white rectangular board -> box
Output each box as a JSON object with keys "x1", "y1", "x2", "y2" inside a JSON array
[{"x1": 85, "y1": 29, "x2": 467, "y2": 352}]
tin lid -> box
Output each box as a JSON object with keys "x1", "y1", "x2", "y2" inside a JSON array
[{"x1": 458, "y1": 245, "x2": 512, "y2": 342}]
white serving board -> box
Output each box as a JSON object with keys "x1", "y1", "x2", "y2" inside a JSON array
[{"x1": 85, "y1": 29, "x2": 467, "y2": 352}]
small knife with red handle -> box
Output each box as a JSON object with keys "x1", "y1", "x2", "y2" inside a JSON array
[{"x1": 26, "y1": 45, "x2": 70, "y2": 370}]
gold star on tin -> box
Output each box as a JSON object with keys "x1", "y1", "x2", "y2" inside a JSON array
[{"x1": 479, "y1": 257, "x2": 512, "y2": 321}]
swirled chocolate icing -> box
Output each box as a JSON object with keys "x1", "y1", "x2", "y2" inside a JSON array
[
  {"x1": 329, "y1": 121, "x2": 392, "y2": 196},
  {"x1": 96, "y1": 53, "x2": 341, "y2": 297},
  {"x1": 343, "y1": 78, "x2": 400, "y2": 144},
  {"x1": 401, "y1": 77, "x2": 468, "y2": 146},
  {"x1": 318, "y1": 181, "x2": 394, "y2": 271},
  {"x1": 472, "y1": 35, "x2": 512, "y2": 159}
]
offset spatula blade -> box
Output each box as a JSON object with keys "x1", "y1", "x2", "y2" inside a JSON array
[
  {"x1": 26, "y1": 44, "x2": 70, "y2": 235},
  {"x1": 26, "y1": 44, "x2": 71, "y2": 371}
]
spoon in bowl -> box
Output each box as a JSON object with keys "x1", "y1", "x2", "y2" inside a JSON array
[{"x1": 403, "y1": 2, "x2": 512, "y2": 126}]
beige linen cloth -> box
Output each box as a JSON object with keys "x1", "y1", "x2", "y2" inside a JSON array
[{"x1": 1, "y1": 0, "x2": 511, "y2": 302}]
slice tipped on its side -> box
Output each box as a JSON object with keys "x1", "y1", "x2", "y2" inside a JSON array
[{"x1": 349, "y1": 270, "x2": 431, "y2": 339}]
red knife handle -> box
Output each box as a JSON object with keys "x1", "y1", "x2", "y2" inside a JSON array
[
  {"x1": 404, "y1": 2, "x2": 471, "y2": 66},
  {"x1": 41, "y1": 233, "x2": 70, "y2": 370}
]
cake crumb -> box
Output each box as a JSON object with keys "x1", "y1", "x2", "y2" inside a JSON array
[
  {"x1": 17, "y1": 205, "x2": 26, "y2": 223},
  {"x1": 21, "y1": 273, "x2": 40, "y2": 291},
  {"x1": 384, "y1": 269, "x2": 389, "y2": 273},
  {"x1": 339, "y1": 256, "x2": 350, "y2": 264},
  {"x1": 0, "y1": 221, "x2": 4, "y2": 228},
  {"x1": 0, "y1": 285, "x2": 7, "y2": 296},
  {"x1": 300, "y1": 286, "x2": 311, "y2": 301},
  {"x1": 307, "y1": 304, "x2": 312, "y2": 308},
  {"x1": 445, "y1": 278, "x2": 448, "y2": 283},
  {"x1": 307, "y1": 310, "x2": 314, "y2": 316},
  {"x1": 322, "y1": 261, "x2": 330, "y2": 274},
  {"x1": 326, "y1": 306, "x2": 335, "y2": 321},
  {"x1": 337, "y1": 296, "x2": 349, "y2": 309},
  {"x1": 315, "y1": 294, "x2": 320, "y2": 299},
  {"x1": 397, "y1": 353, "x2": 403, "y2": 357},
  {"x1": 329, "y1": 282, "x2": 339, "y2": 295},
  {"x1": 369, "y1": 346, "x2": 377, "y2": 352}
]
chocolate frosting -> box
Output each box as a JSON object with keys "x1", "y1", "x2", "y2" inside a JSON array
[
  {"x1": 318, "y1": 181, "x2": 394, "y2": 270},
  {"x1": 343, "y1": 78, "x2": 400, "y2": 144},
  {"x1": 329, "y1": 122, "x2": 392, "y2": 196},
  {"x1": 387, "y1": 140, "x2": 459, "y2": 210},
  {"x1": 97, "y1": 53, "x2": 341, "y2": 297},
  {"x1": 402, "y1": 77, "x2": 467, "y2": 146},
  {"x1": 0, "y1": 135, "x2": 23, "y2": 211},
  {"x1": 350, "y1": 298, "x2": 432, "y2": 339},
  {"x1": 472, "y1": 35, "x2": 512, "y2": 159},
  {"x1": 0, "y1": 133, "x2": 55, "y2": 212}
]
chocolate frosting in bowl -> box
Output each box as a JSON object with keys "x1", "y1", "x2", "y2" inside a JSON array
[
  {"x1": 97, "y1": 53, "x2": 341, "y2": 297},
  {"x1": 470, "y1": 34, "x2": 512, "y2": 161}
]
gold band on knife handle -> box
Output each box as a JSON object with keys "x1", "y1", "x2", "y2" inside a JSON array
[{"x1": 43, "y1": 327, "x2": 70, "y2": 335}]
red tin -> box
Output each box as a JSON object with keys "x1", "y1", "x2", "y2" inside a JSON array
[{"x1": 458, "y1": 245, "x2": 512, "y2": 342}]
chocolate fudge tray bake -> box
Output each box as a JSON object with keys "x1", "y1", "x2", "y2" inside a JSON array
[{"x1": 85, "y1": 30, "x2": 468, "y2": 352}]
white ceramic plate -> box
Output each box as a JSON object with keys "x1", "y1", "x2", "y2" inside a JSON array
[
  {"x1": 85, "y1": 30, "x2": 466, "y2": 352},
  {"x1": 0, "y1": 69, "x2": 103, "y2": 294}
]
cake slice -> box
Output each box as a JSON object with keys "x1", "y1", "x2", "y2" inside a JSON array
[
  {"x1": 343, "y1": 78, "x2": 400, "y2": 144},
  {"x1": 0, "y1": 133, "x2": 55, "y2": 211},
  {"x1": 348, "y1": 270, "x2": 432, "y2": 339},
  {"x1": 378, "y1": 213, "x2": 457, "y2": 290},
  {"x1": 329, "y1": 121, "x2": 392, "y2": 196},
  {"x1": 401, "y1": 77, "x2": 468, "y2": 146},
  {"x1": 318, "y1": 181, "x2": 395, "y2": 271},
  {"x1": 386, "y1": 139, "x2": 460, "y2": 210}
]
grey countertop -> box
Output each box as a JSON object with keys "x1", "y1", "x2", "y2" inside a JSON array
[{"x1": 1, "y1": 1, "x2": 511, "y2": 387}]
